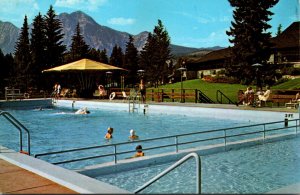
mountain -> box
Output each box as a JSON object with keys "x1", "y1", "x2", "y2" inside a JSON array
[
  {"x1": 0, "y1": 11, "x2": 221, "y2": 56},
  {"x1": 0, "y1": 21, "x2": 19, "y2": 54},
  {"x1": 58, "y1": 11, "x2": 131, "y2": 55}
]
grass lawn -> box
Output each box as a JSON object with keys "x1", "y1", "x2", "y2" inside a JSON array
[{"x1": 147, "y1": 78, "x2": 300, "y2": 103}]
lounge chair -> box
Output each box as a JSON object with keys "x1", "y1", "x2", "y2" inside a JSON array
[{"x1": 122, "y1": 91, "x2": 129, "y2": 102}]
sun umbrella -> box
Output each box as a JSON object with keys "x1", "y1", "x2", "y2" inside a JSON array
[{"x1": 42, "y1": 58, "x2": 127, "y2": 96}]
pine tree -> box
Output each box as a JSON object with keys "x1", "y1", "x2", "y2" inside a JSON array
[
  {"x1": 124, "y1": 35, "x2": 139, "y2": 85},
  {"x1": 109, "y1": 44, "x2": 124, "y2": 67},
  {"x1": 31, "y1": 12, "x2": 47, "y2": 88},
  {"x1": 99, "y1": 49, "x2": 109, "y2": 64},
  {"x1": 44, "y1": 5, "x2": 66, "y2": 68},
  {"x1": 226, "y1": 0, "x2": 279, "y2": 86},
  {"x1": 276, "y1": 24, "x2": 282, "y2": 36},
  {"x1": 140, "y1": 19, "x2": 171, "y2": 87},
  {"x1": 14, "y1": 15, "x2": 31, "y2": 89},
  {"x1": 0, "y1": 50, "x2": 14, "y2": 89},
  {"x1": 70, "y1": 23, "x2": 90, "y2": 61}
]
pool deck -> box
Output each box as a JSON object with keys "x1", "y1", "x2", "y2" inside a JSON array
[
  {"x1": 0, "y1": 159, "x2": 77, "y2": 194},
  {"x1": 68, "y1": 98, "x2": 300, "y2": 113},
  {"x1": 1, "y1": 99, "x2": 299, "y2": 194}
]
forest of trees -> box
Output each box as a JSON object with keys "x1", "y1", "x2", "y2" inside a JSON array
[{"x1": 0, "y1": 5, "x2": 173, "y2": 97}]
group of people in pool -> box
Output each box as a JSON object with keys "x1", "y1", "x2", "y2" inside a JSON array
[
  {"x1": 74, "y1": 108, "x2": 144, "y2": 158},
  {"x1": 104, "y1": 127, "x2": 144, "y2": 158}
]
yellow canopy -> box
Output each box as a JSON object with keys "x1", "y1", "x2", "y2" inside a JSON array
[{"x1": 42, "y1": 58, "x2": 126, "y2": 72}]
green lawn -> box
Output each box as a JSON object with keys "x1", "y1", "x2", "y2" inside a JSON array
[
  {"x1": 272, "y1": 78, "x2": 300, "y2": 90},
  {"x1": 147, "y1": 78, "x2": 300, "y2": 103}
]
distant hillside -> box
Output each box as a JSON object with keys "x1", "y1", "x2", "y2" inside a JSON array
[
  {"x1": 0, "y1": 11, "x2": 223, "y2": 56},
  {"x1": 0, "y1": 21, "x2": 19, "y2": 54}
]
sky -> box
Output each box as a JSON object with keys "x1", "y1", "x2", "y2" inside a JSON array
[{"x1": 0, "y1": 0, "x2": 298, "y2": 48}]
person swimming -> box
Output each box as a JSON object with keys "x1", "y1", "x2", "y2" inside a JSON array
[
  {"x1": 104, "y1": 127, "x2": 113, "y2": 139},
  {"x1": 129, "y1": 129, "x2": 139, "y2": 140},
  {"x1": 75, "y1": 107, "x2": 90, "y2": 114},
  {"x1": 132, "y1": 145, "x2": 144, "y2": 158}
]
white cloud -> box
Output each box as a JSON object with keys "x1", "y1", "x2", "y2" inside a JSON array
[
  {"x1": 54, "y1": 0, "x2": 107, "y2": 11},
  {"x1": 107, "y1": 17, "x2": 136, "y2": 26},
  {"x1": 0, "y1": 0, "x2": 40, "y2": 27},
  {"x1": 176, "y1": 28, "x2": 231, "y2": 47},
  {"x1": 174, "y1": 11, "x2": 230, "y2": 24}
]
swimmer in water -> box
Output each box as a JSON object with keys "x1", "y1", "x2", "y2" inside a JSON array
[
  {"x1": 75, "y1": 107, "x2": 90, "y2": 114},
  {"x1": 129, "y1": 129, "x2": 139, "y2": 140}
]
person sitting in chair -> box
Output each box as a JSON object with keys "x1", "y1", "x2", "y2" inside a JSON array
[
  {"x1": 292, "y1": 92, "x2": 300, "y2": 102},
  {"x1": 257, "y1": 86, "x2": 271, "y2": 107},
  {"x1": 236, "y1": 87, "x2": 254, "y2": 106},
  {"x1": 98, "y1": 85, "x2": 106, "y2": 99}
]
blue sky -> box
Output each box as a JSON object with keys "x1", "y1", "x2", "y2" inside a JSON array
[{"x1": 0, "y1": 0, "x2": 298, "y2": 48}]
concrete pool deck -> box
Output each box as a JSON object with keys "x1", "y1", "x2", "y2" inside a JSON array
[
  {"x1": 1, "y1": 99, "x2": 299, "y2": 194},
  {"x1": 0, "y1": 159, "x2": 77, "y2": 194}
]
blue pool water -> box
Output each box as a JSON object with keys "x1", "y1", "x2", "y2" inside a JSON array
[
  {"x1": 0, "y1": 100, "x2": 297, "y2": 170},
  {"x1": 96, "y1": 135, "x2": 300, "y2": 194}
]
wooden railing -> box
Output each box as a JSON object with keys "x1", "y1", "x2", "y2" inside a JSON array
[{"x1": 147, "y1": 88, "x2": 198, "y2": 103}]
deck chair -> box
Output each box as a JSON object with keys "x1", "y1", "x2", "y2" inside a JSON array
[{"x1": 122, "y1": 91, "x2": 129, "y2": 102}]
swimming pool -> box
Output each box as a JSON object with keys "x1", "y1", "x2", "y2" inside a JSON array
[
  {"x1": 0, "y1": 100, "x2": 297, "y2": 170},
  {"x1": 95, "y1": 135, "x2": 300, "y2": 194}
]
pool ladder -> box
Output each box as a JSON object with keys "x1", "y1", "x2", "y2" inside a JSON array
[
  {"x1": 128, "y1": 90, "x2": 141, "y2": 112},
  {"x1": 0, "y1": 111, "x2": 31, "y2": 155},
  {"x1": 134, "y1": 152, "x2": 201, "y2": 194}
]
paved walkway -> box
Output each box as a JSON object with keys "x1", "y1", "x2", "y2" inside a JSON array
[{"x1": 0, "y1": 159, "x2": 77, "y2": 194}]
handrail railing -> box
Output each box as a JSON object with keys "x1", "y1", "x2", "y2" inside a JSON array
[
  {"x1": 216, "y1": 90, "x2": 235, "y2": 104},
  {"x1": 0, "y1": 111, "x2": 31, "y2": 155},
  {"x1": 198, "y1": 90, "x2": 214, "y2": 103},
  {"x1": 34, "y1": 119, "x2": 299, "y2": 165},
  {"x1": 134, "y1": 152, "x2": 201, "y2": 194}
]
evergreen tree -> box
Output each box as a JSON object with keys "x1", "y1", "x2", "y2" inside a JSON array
[
  {"x1": 140, "y1": 19, "x2": 171, "y2": 87},
  {"x1": 124, "y1": 35, "x2": 139, "y2": 85},
  {"x1": 88, "y1": 48, "x2": 101, "y2": 61},
  {"x1": 226, "y1": 0, "x2": 279, "y2": 86},
  {"x1": 30, "y1": 12, "x2": 47, "y2": 88},
  {"x1": 99, "y1": 49, "x2": 109, "y2": 64},
  {"x1": 109, "y1": 44, "x2": 124, "y2": 67},
  {"x1": 44, "y1": 5, "x2": 66, "y2": 68},
  {"x1": 0, "y1": 50, "x2": 14, "y2": 89},
  {"x1": 70, "y1": 23, "x2": 90, "y2": 61},
  {"x1": 14, "y1": 15, "x2": 31, "y2": 89},
  {"x1": 276, "y1": 24, "x2": 282, "y2": 36}
]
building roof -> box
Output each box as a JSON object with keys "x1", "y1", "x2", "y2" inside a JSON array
[
  {"x1": 186, "y1": 21, "x2": 299, "y2": 67},
  {"x1": 271, "y1": 21, "x2": 300, "y2": 49},
  {"x1": 187, "y1": 48, "x2": 231, "y2": 64}
]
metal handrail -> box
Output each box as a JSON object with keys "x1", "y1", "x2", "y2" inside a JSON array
[
  {"x1": 134, "y1": 152, "x2": 201, "y2": 194},
  {"x1": 0, "y1": 111, "x2": 31, "y2": 155},
  {"x1": 34, "y1": 118, "x2": 299, "y2": 165},
  {"x1": 216, "y1": 90, "x2": 235, "y2": 104},
  {"x1": 198, "y1": 90, "x2": 214, "y2": 103}
]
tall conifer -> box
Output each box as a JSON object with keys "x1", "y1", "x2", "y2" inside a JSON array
[
  {"x1": 44, "y1": 5, "x2": 66, "y2": 68},
  {"x1": 124, "y1": 35, "x2": 139, "y2": 85},
  {"x1": 226, "y1": 0, "x2": 279, "y2": 85},
  {"x1": 70, "y1": 23, "x2": 90, "y2": 61},
  {"x1": 31, "y1": 12, "x2": 46, "y2": 88},
  {"x1": 14, "y1": 15, "x2": 31, "y2": 89},
  {"x1": 140, "y1": 20, "x2": 171, "y2": 87}
]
